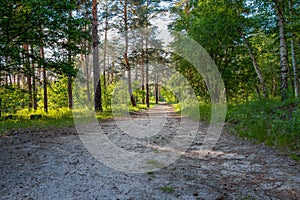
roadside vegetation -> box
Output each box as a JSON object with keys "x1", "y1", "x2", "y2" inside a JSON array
[
  {"x1": 227, "y1": 98, "x2": 300, "y2": 160},
  {"x1": 0, "y1": 103, "x2": 153, "y2": 135},
  {"x1": 171, "y1": 98, "x2": 300, "y2": 160}
]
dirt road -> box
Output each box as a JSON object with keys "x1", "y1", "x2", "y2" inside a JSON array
[{"x1": 0, "y1": 104, "x2": 299, "y2": 199}]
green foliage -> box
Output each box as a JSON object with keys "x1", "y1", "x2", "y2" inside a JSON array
[
  {"x1": 0, "y1": 86, "x2": 28, "y2": 113},
  {"x1": 160, "y1": 87, "x2": 177, "y2": 103},
  {"x1": 227, "y1": 98, "x2": 300, "y2": 155},
  {"x1": 132, "y1": 80, "x2": 146, "y2": 104},
  {"x1": 0, "y1": 0, "x2": 89, "y2": 73},
  {"x1": 46, "y1": 76, "x2": 69, "y2": 109},
  {"x1": 172, "y1": 100, "x2": 211, "y2": 123}
]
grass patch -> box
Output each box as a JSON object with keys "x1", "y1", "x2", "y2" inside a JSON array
[
  {"x1": 0, "y1": 108, "x2": 75, "y2": 134},
  {"x1": 226, "y1": 98, "x2": 300, "y2": 158},
  {"x1": 159, "y1": 186, "x2": 174, "y2": 193},
  {"x1": 153, "y1": 149, "x2": 159, "y2": 153},
  {"x1": 0, "y1": 102, "x2": 154, "y2": 135},
  {"x1": 168, "y1": 98, "x2": 300, "y2": 159}
]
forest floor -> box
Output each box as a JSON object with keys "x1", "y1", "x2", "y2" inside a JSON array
[{"x1": 0, "y1": 104, "x2": 299, "y2": 200}]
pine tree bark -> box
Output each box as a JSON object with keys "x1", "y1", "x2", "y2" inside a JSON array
[
  {"x1": 24, "y1": 44, "x2": 33, "y2": 110},
  {"x1": 68, "y1": 11, "x2": 73, "y2": 110},
  {"x1": 84, "y1": 4, "x2": 91, "y2": 103},
  {"x1": 155, "y1": 71, "x2": 159, "y2": 104},
  {"x1": 141, "y1": 47, "x2": 145, "y2": 104},
  {"x1": 145, "y1": 0, "x2": 150, "y2": 108},
  {"x1": 103, "y1": 0, "x2": 109, "y2": 87},
  {"x1": 124, "y1": 0, "x2": 136, "y2": 107},
  {"x1": 145, "y1": 38, "x2": 149, "y2": 108},
  {"x1": 40, "y1": 45, "x2": 48, "y2": 113},
  {"x1": 92, "y1": 0, "x2": 103, "y2": 112},
  {"x1": 31, "y1": 45, "x2": 37, "y2": 111}
]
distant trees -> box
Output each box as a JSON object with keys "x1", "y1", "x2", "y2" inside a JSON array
[
  {"x1": 0, "y1": 0, "x2": 172, "y2": 114},
  {"x1": 0, "y1": 0, "x2": 89, "y2": 113}
]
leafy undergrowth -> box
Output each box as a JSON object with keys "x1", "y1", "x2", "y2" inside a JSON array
[
  {"x1": 172, "y1": 101, "x2": 212, "y2": 122},
  {"x1": 227, "y1": 98, "x2": 300, "y2": 159},
  {"x1": 171, "y1": 98, "x2": 300, "y2": 160},
  {"x1": 0, "y1": 103, "x2": 153, "y2": 135}
]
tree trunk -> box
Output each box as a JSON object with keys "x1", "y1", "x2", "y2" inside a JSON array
[
  {"x1": 237, "y1": 28, "x2": 268, "y2": 98},
  {"x1": 111, "y1": 61, "x2": 115, "y2": 83},
  {"x1": 289, "y1": 0, "x2": 299, "y2": 97},
  {"x1": 155, "y1": 71, "x2": 159, "y2": 104},
  {"x1": 103, "y1": 0, "x2": 109, "y2": 87},
  {"x1": 145, "y1": 36, "x2": 150, "y2": 108},
  {"x1": 68, "y1": 75, "x2": 73, "y2": 109},
  {"x1": 145, "y1": 0, "x2": 150, "y2": 108},
  {"x1": 102, "y1": 3, "x2": 109, "y2": 109},
  {"x1": 40, "y1": 45, "x2": 48, "y2": 113},
  {"x1": 24, "y1": 44, "x2": 33, "y2": 110},
  {"x1": 135, "y1": 63, "x2": 138, "y2": 81},
  {"x1": 107, "y1": 55, "x2": 110, "y2": 84},
  {"x1": 85, "y1": 43, "x2": 91, "y2": 103},
  {"x1": 31, "y1": 45, "x2": 37, "y2": 111},
  {"x1": 17, "y1": 68, "x2": 21, "y2": 88},
  {"x1": 84, "y1": 4, "x2": 91, "y2": 103},
  {"x1": 124, "y1": 0, "x2": 136, "y2": 107},
  {"x1": 9, "y1": 74, "x2": 12, "y2": 86},
  {"x1": 275, "y1": 1, "x2": 289, "y2": 101},
  {"x1": 68, "y1": 11, "x2": 73, "y2": 110},
  {"x1": 291, "y1": 39, "x2": 299, "y2": 97},
  {"x1": 141, "y1": 48, "x2": 145, "y2": 104},
  {"x1": 92, "y1": 0, "x2": 103, "y2": 112}
]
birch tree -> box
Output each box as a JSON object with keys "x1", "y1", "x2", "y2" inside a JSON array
[{"x1": 274, "y1": 0, "x2": 289, "y2": 101}]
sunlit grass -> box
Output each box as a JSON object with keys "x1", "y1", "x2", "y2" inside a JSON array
[
  {"x1": 0, "y1": 107, "x2": 74, "y2": 134},
  {"x1": 170, "y1": 98, "x2": 300, "y2": 160},
  {"x1": 0, "y1": 102, "x2": 154, "y2": 135},
  {"x1": 226, "y1": 98, "x2": 300, "y2": 154}
]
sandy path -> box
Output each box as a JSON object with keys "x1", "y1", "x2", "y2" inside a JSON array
[{"x1": 0, "y1": 104, "x2": 299, "y2": 199}]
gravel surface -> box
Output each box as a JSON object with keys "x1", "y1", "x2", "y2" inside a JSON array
[{"x1": 0, "y1": 104, "x2": 299, "y2": 200}]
